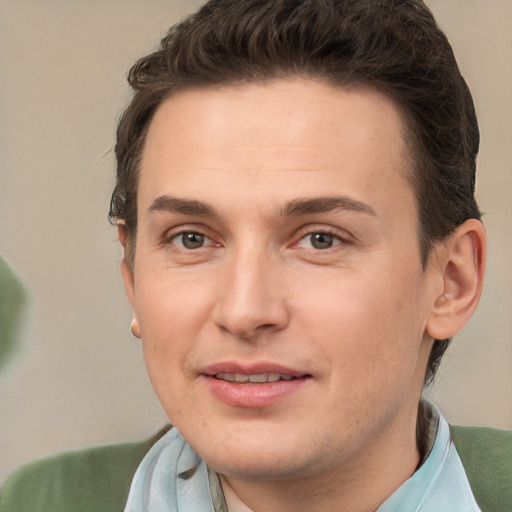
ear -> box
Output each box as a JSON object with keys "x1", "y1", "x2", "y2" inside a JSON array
[
  {"x1": 117, "y1": 222, "x2": 136, "y2": 313},
  {"x1": 426, "y1": 219, "x2": 487, "y2": 340}
]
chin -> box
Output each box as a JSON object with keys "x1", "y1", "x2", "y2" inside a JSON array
[
  {"x1": 188, "y1": 426, "x2": 333, "y2": 483},
  {"x1": 206, "y1": 451, "x2": 311, "y2": 482}
]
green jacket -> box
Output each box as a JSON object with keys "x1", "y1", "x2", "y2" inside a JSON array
[
  {"x1": 0, "y1": 254, "x2": 27, "y2": 373},
  {"x1": 1, "y1": 425, "x2": 511, "y2": 512}
]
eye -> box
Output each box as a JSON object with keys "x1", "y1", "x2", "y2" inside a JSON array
[
  {"x1": 297, "y1": 232, "x2": 342, "y2": 250},
  {"x1": 171, "y1": 231, "x2": 211, "y2": 250}
]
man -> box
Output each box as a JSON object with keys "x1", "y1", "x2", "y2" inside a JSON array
[{"x1": 2, "y1": 1, "x2": 511, "y2": 511}]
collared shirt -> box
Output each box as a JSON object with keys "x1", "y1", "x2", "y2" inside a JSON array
[{"x1": 123, "y1": 403, "x2": 481, "y2": 512}]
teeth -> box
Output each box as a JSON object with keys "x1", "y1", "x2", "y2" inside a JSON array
[
  {"x1": 215, "y1": 373, "x2": 294, "y2": 383},
  {"x1": 249, "y1": 374, "x2": 269, "y2": 383}
]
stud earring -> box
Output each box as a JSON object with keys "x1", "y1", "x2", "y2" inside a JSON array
[
  {"x1": 130, "y1": 319, "x2": 141, "y2": 339},
  {"x1": 436, "y1": 293, "x2": 453, "y2": 306}
]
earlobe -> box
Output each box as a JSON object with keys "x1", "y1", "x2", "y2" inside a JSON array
[{"x1": 426, "y1": 219, "x2": 487, "y2": 340}]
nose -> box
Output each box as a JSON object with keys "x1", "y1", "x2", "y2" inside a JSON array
[{"x1": 213, "y1": 247, "x2": 290, "y2": 341}]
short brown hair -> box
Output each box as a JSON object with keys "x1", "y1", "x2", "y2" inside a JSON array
[{"x1": 109, "y1": 0, "x2": 481, "y2": 385}]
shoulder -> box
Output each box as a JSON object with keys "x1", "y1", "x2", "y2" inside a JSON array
[
  {"x1": 0, "y1": 426, "x2": 170, "y2": 512},
  {"x1": 451, "y1": 424, "x2": 512, "y2": 512}
]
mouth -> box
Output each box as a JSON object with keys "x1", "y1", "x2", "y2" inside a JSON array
[
  {"x1": 214, "y1": 372, "x2": 296, "y2": 383},
  {"x1": 202, "y1": 364, "x2": 311, "y2": 407},
  {"x1": 202, "y1": 361, "x2": 308, "y2": 379}
]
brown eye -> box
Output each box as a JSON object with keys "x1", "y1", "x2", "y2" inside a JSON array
[
  {"x1": 174, "y1": 232, "x2": 206, "y2": 249},
  {"x1": 295, "y1": 230, "x2": 348, "y2": 251},
  {"x1": 309, "y1": 233, "x2": 334, "y2": 249}
]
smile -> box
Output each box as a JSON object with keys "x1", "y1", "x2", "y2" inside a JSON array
[
  {"x1": 214, "y1": 373, "x2": 295, "y2": 383},
  {"x1": 205, "y1": 371, "x2": 310, "y2": 408}
]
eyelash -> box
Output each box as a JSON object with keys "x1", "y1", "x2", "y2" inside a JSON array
[
  {"x1": 164, "y1": 227, "x2": 350, "y2": 253},
  {"x1": 166, "y1": 230, "x2": 216, "y2": 250},
  {"x1": 294, "y1": 228, "x2": 350, "y2": 251}
]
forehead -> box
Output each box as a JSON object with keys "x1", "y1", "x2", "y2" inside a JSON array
[{"x1": 139, "y1": 79, "x2": 415, "y2": 218}]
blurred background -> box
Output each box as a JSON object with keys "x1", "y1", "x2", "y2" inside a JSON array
[{"x1": 1, "y1": 0, "x2": 511, "y2": 482}]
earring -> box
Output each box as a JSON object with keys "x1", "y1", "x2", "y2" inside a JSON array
[
  {"x1": 130, "y1": 318, "x2": 141, "y2": 339},
  {"x1": 436, "y1": 293, "x2": 453, "y2": 306}
]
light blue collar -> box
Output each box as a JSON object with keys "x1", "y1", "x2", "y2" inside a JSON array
[
  {"x1": 377, "y1": 404, "x2": 480, "y2": 511},
  {"x1": 124, "y1": 404, "x2": 480, "y2": 511}
]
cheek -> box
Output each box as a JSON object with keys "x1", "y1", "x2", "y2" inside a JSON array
[
  {"x1": 296, "y1": 265, "x2": 427, "y2": 374},
  {"x1": 137, "y1": 288, "x2": 202, "y2": 422},
  {"x1": 135, "y1": 275, "x2": 212, "y2": 383},
  {"x1": 136, "y1": 268, "x2": 213, "y2": 333}
]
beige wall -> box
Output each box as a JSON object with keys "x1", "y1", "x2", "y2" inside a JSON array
[{"x1": 1, "y1": 0, "x2": 511, "y2": 482}]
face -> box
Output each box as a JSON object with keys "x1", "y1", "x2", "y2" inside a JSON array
[{"x1": 122, "y1": 80, "x2": 442, "y2": 483}]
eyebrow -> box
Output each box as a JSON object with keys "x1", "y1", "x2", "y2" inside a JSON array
[
  {"x1": 148, "y1": 196, "x2": 215, "y2": 216},
  {"x1": 148, "y1": 195, "x2": 376, "y2": 218},
  {"x1": 280, "y1": 196, "x2": 377, "y2": 217}
]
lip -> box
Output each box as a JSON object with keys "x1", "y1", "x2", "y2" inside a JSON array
[
  {"x1": 202, "y1": 361, "x2": 309, "y2": 378},
  {"x1": 201, "y1": 361, "x2": 311, "y2": 408}
]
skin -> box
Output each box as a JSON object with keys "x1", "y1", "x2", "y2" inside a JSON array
[{"x1": 119, "y1": 79, "x2": 486, "y2": 512}]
